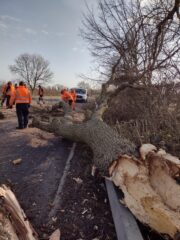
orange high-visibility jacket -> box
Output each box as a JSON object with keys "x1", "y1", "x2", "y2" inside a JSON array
[
  {"x1": 61, "y1": 90, "x2": 73, "y2": 101},
  {"x1": 10, "y1": 86, "x2": 32, "y2": 105},
  {"x1": 6, "y1": 85, "x2": 15, "y2": 96},
  {"x1": 70, "y1": 91, "x2": 77, "y2": 102}
]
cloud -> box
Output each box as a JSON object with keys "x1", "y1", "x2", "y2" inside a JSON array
[
  {"x1": 0, "y1": 22, "x2": 8, "y2": 30},
  {"x1": 0, "y1": 15, "x2": 21, "y2": 22},
  {"x1": 42, "y1": 23, "x2": 48, "y2": 28},
  {"x1": 42, "y1": 30, "x2": 49, "y2": 35},
  {"x1": 56, "y1": 32, "x2": 65, "y2": 37},
  {"x1": 25, "y1": 28, "x2": 37, "y2": 35},
  {"x1": 0, "y1": 15, "x2": 21, "y2": 35},
  {"x1": 72, "y1": 47, "x2": 78, "y2": 52},
  {"x1": 80, "y1": 48, "x2": 87, "y2": 53}
]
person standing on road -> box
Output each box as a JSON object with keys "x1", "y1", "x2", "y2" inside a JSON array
[
  {"x1": 6, "y1": 82, "x2": 15, "y2": 108},
  {"x1": 10, "y1": 81, "x2": 32, "y2": 129},
  {"x1": 70, "y1": 89, "x2": 77, "y2": 110},
  {"x1": 61, "y1": 88, "x2": 72, "y2": 103},
  {"x1": 38, "y1": 85, "x2": 44, "y2": 104},
  {"x1": 1, "y1": 82, "x2": 14, "y2": 108},
  {"x1": 1, "y1": 82, "x2": 8, "y2": 107}
]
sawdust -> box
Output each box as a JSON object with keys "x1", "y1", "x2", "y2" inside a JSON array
[
  {"x1": 8, "y1": 127, "x2": 55, "y2": 148},
  {"x1": 72, "y1": 112, "x2": 86, "y2": 122}
]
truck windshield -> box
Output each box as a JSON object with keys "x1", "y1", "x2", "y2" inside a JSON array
[{"x1": 74, "y1": 88, "x2": 86, "y2": 94}]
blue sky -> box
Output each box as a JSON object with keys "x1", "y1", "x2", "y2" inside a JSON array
[{"x1": 0, "y1": 0, "x2": 97, "y2": 87}]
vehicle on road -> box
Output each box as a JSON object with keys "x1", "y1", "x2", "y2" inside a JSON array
[{"x1": 71, "y1": 88, "x2": 88, "y2": 102}]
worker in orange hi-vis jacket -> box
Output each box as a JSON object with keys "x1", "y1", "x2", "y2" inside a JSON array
[
  {"x1": 1, "y1": 82, "x2": 15, "y2": 108},
  {"x1": 1, "y1": 83, "x2": 8, "y2": 107},
  {"x1": 61, "y1": 88, "x2": 73, "y2": 103},
  {"x1": 6, "y1": 82, "x2": 15, "y2": 108},
  {"x1": 1, "y1": 82, "x2": 12, "y2": 107},
  {"x1": 70, "y1": 89, "x2": 77, "y2": 110},
  {"x1": 10, "y1": 81, "x2": 32, "y2": 129}
]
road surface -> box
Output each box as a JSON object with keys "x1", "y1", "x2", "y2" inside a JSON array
[{"x1": 0, "y1": 109, "x2": 72, "y2": 231}]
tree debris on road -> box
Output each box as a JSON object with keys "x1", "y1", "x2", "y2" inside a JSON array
[{"x1": 0, "y1": 185, "x2": 38, "y2": 240}]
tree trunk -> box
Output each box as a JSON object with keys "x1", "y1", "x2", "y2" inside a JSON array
[
  {"x1": 0, "y1": 185, "x2": 38, "y2": 240},
  {"x1": 32, "y1": 116, "x2": 136, "y2": 173}
]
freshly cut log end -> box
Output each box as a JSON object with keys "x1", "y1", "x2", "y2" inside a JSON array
[
  {"x1": 139, "y1": 143, "x2": 157, "y2": 160},
  {"x1": 110, "y1": 152, "x2": 180, "y2": 239},
  {"x1": 147, "y1": 152, "x2": 180, "y2": 211},
  {"x1": 0, "y1": 185, "x2": 38, "y2": 240}
]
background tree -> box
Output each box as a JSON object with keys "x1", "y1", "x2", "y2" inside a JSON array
[
  {"x1": 77, "y1": 81, "x2": 91, "y2": 89},
  {"x1": 9, "y1": 53, "x2": 53, "y2": 93},
  {"x1": 81, "y1": 0, "x2": 180, "y2": 88}
]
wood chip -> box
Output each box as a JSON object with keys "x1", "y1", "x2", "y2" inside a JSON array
[
  {"x1": 73, "y1": 177, "x2": 83, "y2": 184},
  {"x1": 49, "y1": 229, "x2": 61, "y2": 240},
  {"x1": 12, "y1": 158, "x2": 22, "y2": 165}
]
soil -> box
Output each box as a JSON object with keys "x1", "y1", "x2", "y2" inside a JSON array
[
  {"x1": 46, "y1": 144, "x2": 117, "y2": 240},
  {"x1": 0, "y1": 107, "x2": 117, "y2": 240}
]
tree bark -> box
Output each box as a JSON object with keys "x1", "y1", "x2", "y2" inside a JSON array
[{"x1": 32, "y1": 115, "x2": 136, "y2": 173}]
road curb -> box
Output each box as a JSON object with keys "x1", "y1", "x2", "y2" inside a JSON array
[
  {"x1": 105, "y1": 179, "x2": 143, "y2": 240},
  {"x1": 48, "y1": 142, "x2": 77, "y2": 221}
]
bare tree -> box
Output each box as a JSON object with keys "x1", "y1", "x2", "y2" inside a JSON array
[
  {"x1": 77, "y1": 81, "x2": 91, "y2": 89},
  {"x1": 9, "y1": 53, "x2": 53, "y2": 93},
  {"x1": 81, "y1": 0, "x2": 180, "y2": 89}
]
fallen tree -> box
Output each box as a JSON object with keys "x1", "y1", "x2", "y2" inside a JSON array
[
  {"x1": 32, "y1": 101, "x2": 180, "y2": 240},
  {"x1": 33, "y1": 103, "x2": 136, "y2": 172}
]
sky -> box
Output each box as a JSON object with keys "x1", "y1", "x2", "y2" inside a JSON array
[{"x1": 0, "y1": 0, "x2": 97, "y2": 87}]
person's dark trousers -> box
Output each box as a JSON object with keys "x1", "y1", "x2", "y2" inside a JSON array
[
  {"x1": 39, "y1": 95, "x2": 44, "y2": 103},
  {"x1": 16, "y1": 103, "x2": 29, "y2": 128},
  {"x1": 6, "y1": 95, "x2": 11, "y2": 107},
  {"x1": 1, "y1": 94, "x2": 7, "y2": 107},
  {"x1": 68, "y1": 99, "x2": 73, "y2": 106}
]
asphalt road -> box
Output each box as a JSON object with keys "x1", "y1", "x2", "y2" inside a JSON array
[{"x1": 0, "y1": 114, "x2": 72, "y2": 230}]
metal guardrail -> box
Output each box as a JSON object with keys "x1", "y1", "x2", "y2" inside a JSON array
[{"x1": 105, "y1": 179, "x2": 144, "y2": 240}]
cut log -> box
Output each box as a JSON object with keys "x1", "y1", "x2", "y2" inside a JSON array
[{"x1": 0, "y1": 185, "x2": 38, "y2": 240}]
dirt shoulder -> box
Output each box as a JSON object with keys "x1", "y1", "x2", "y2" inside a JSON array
[{"x1": 51, "y1": 144, "x2": 117, "y2": 240}]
